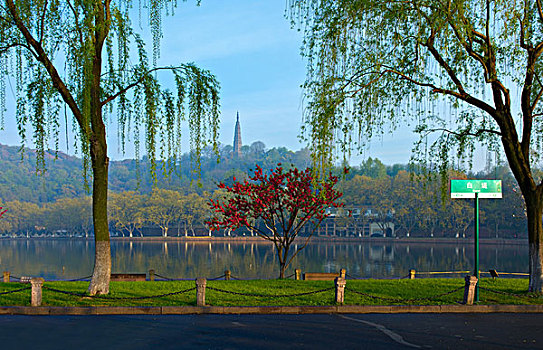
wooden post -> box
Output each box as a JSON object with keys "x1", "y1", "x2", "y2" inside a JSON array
[
  {"x1": 409, "y1": 269, "x2": 416, "y2": 279},
  {"x1": 335, "y1": 277, "x2": 346, "y2": 304},
  {"x1": 3, "y1": 271, "x2": 10, "y2": 283},
  {"x1": 30, "y1": 277, "x2": 44, "y2": 307},
  {"x1": 463, "y1": 275, "x2": 478, "y2": 305},
  {"x1": 149, "y1": 269, "x2": 155, "y2": 282},
  {"x1": 295, "y1": 269, "x2": 301, "y2": 280},
  {"x1": 339, "y1": 268, "x2": 346, "y2": 279},
  {"x1": 196, "y1": 278, "x2": 207, "y2": 306},
  {"x1": 225, "y1": 270, "x2": 231, "y2": 281}
]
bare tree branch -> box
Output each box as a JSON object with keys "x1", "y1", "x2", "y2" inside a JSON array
[
  {"x1": 424, "y1": 32, "x2": 467, "y2": 95},
  {"x1": 521, "y1": 51, "x2": 537, "y2": 158},
  {"x1": 531, "y1": 74, "x2": 543, "y2": 112},
  {"x1": 378, "y1": 66, "x2": 497, "y2": 117},
  {"x1": 101, "y1": 66, "x2": 183, "y2": 106},
  {"x1": 0, "y1": 42, "x2": 38, "y2": 59},
  {"x1": 66, "y1": 0, "x2": 85, "y2": 48},
  {"x1": 422, "y1": 127, "x2": 502, "y2": 138},
  {"x1": 38, "y1": 0, "x2": 48, "y2": 45},
  {"x1": 6, "y1": 0, "x2": 89, "y2": 136}
]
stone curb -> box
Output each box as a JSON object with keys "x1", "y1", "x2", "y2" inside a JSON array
[{"x1": 0, "y1": 304, "x2": 542, "y2": 315}]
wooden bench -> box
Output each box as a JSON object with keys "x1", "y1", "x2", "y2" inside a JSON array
[
  {"x1": 303, "y1": 271, "x2": 345, "y2": 281},
  {"x1": 111, "y1": 273, "x2": 147, "y2": 281}
]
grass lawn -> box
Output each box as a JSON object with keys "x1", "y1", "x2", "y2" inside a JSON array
[{"x1": 0, "y1": 278, "x2": 541, "y2": 307}]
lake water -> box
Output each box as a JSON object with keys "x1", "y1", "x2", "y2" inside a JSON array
[{"x1": 0, "y1": 239, "x2": 529, "y2": 280}]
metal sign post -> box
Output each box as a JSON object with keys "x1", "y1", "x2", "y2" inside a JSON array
[
  {"x1": 474, "y1": 192, "x2": 479, "y2": 301},
  {"x1": 451, "y1": 179, "x2": 502, "y2": 303}
]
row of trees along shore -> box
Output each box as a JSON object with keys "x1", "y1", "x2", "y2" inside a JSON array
[{"x1": 0, "y1": 157, "x2": 527, "y2": 240}]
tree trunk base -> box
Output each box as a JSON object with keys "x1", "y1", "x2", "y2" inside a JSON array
[
  {"x1": 88, "y1": 241, "x2": 111, "y2": 295},
  {"x1": 529, "y1": 243, "x2": 543, "y2": 293}
]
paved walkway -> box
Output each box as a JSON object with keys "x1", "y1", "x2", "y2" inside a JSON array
[{"x1": 1, "y1": 313, "x2": 542, "y2": 349}]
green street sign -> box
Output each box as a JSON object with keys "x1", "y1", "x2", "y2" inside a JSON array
[
  {"x1": 450, "y1": 179, "x2": 502, "y2": 199},
  {"x1": 451, "y1": 179, "x2": 502, "y2": 302}
]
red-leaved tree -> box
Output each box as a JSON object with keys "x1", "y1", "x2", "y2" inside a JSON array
[{"x1": 208, "y1": 164, "x2": 343, "y2": 278}]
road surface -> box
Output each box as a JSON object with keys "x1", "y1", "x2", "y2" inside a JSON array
[{"x1": 0, "y1": 313, "x2": 541, "y2": 349}]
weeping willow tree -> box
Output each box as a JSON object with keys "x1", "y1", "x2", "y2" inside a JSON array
[
  {"x1": 0, "y1": 0, "x2": 220, "y2": 295},
  {"x1": 290, "y1": 0, "x2": 543, "y2": 292}
]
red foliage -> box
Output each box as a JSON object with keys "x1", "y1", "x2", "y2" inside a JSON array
[
  {"x1": 0, "y1": 207, "x2": 6, "y2": 218},
  {"x1": 207, "y1": 165, "x2": 343, "y2": 237},
  {"x1": 208, "y1": 164, "x2": 343, "y2": 277}
]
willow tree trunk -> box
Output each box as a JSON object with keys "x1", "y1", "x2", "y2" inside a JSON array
[
  {"x1": 87, "y1": 16, "x2": 111, "y2": 295},
  {"x1": 524, "y1": 193, "x2": 543, "y2": 293},
  {"x1": 87, "y1": 135, "x2": 111, "y2": 295},
  {"x1": 87, "y1": 127, "x2": 111, "y2": 295},
  {"x1": 502, "y1": 113, "x2": 543, "y2": 293}
]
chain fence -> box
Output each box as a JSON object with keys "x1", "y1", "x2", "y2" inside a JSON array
[
  {"x1": 345, "y1": 286, "x2": 464, "y2": 303},
  {"x1": 345, "y1": 273, "x2": 361, "y2": 279},
  {"x1": 3, "y1": 277, "x2": 542, "y2": 306},
  {"x1": 63, "y1": 275, "x2": 92, "y2": 282},
  {"x1": 2, "y1": 267, "x2": 538, "y2": 306},
  {"x1": 0, "y1": 286, "x2": 31, "y2": 295},
  {"x1": 153, "y1": 273, "x2": 231, "y2": 281},
  {"x1": 5, "y1": 275, "x2": 91, "y2": 282},
  {"x1": 42, "y1": 285, "x2": 196, "y2": 300},
  {"x1": 153, "y1": 273, "x2": 193, "y2": 281},
  {"x1": 479, "y1": 286, "x2": 541, "y2": 299},
  {"x1": 209, "y1": 274, "x2": 227, "y2": 281},
  {"x1": 206, "y1": 286, "x2": 335, "y2": 298}
]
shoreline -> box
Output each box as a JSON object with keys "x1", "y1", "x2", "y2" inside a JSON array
[{"x1": 0, "y1": 236, "x2": 528, "y2": 246}]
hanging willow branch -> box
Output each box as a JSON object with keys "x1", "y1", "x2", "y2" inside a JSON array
[
  {"x1": 0, "y1": 0, "x2": 219, "y2": 179},
  {"x1": 289, "y1": 0, "x2": 536, "y2": 176}
]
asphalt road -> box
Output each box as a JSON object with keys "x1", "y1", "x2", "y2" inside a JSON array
[{"x1": 0, "y1": 313, "x2": 541, "y2": 349}]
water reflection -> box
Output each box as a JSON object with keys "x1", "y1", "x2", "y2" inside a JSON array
[{"x1": 0, "y1": 239, "x2": 529, "y2": 280}]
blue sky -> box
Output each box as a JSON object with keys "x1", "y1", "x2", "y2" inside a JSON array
[{"x1": 0, "y1": 0, "x2": 419, "y2": 166}]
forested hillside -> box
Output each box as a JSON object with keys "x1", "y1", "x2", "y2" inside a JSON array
[
  {"x1": 0, "y1": 142, "x2": 311, "y2": 203},
  {"x1": 0, "y1": 144, "x2": 85, "y2": 202}
]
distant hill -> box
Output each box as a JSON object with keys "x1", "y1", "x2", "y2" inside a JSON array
[
  {"x1": 0, "y1": 143, "x2": 312, "y2": 203},
  {"x1": 0, "y1": 144, "x2": 86, "y2": 203}
]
